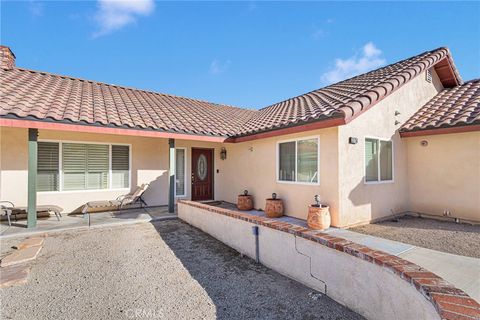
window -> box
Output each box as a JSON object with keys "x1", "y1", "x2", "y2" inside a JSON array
[
  {"x1": 278, "y1": 137, "x2": 319, "y2": 184},
  {"x1": 37, "y1": 142, "x2": 59, "y2": 191},
  {"x1": 365, "y1": 138, "x2": 393, "y2": 183},
  {"x1": 112, "y1": 145, "x2": 130, "y2": 189},
  {"x1": 175, "y1": 148, "x2": 186, "y2": 196},
  {"x1": 37, "y1": 141, "x2": 130, "y2": 192}
]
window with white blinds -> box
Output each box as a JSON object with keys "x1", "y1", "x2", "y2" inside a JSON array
[
  {"x1": 112, "y1": 145, "x2": 130, "y2": 189},
  {"x1": 175, "y1": 148, "x2": 186, "y2": 196},
  {"x1": 37, "y1": 142, "x2": 60, "y2": 191},
  {"x1": 365, "y1": 138, "x2": 393, "y2": 183},
  {"x1": 37, "y1": 142, "x2": 130, "y2": 192}
]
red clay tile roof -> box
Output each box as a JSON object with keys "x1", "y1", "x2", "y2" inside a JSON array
[
  {"x1": 401, "y1": 78, "x2": 480, "y2": 132},
  {"x1": 236, "y1": 47, "x2": 462, "y2": 136},
  {"x1": 0, "y1": 67, "x2": 256, "y2": 137},
  {"x1": 0, "y1": 47, "x2": 462, "y2": 138}
]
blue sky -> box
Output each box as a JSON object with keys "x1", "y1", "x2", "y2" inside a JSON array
[{"x1": 2, "y1": 1, "x2": 479, "y2": 109}]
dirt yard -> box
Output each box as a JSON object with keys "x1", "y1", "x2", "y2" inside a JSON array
[
  {"x1": 0, "y1": 220, "x2": 363, "y2": 320},
  {"x1": 350, "y1": 215, "x2": 480, "y2": 258}
]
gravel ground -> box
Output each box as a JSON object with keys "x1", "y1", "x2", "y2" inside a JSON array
[
  {"x1": 0, "y1": 220, "x2": 363, "y2": 320},
  {"x1": 350, "y1": 215, "x2": 480, "y2": 258}
]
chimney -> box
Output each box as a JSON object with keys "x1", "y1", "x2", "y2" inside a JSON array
[{"x1": 0, "y1": 46, "x2": 16, "y2": 70}]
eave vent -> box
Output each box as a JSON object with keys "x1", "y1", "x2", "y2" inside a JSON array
[{"x1": 426, "y1": 69, "x2": 432, "y2": 83}]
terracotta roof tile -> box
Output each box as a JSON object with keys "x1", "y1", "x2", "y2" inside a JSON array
[
  {"x1": 0, "y1": 68, "x2": 257, "y2": 136},
  {"x1": 236, "y1": 47, "x2": 461, "y2": 136},
  {"x1": 401, "y1": 79, "x2": 480, "y2": 132},
  {"x1": 0, "y1": 47, "x2": 462, "y2": 138}
]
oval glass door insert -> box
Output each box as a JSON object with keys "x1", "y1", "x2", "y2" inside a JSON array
[{"x1": 197, "y1": 154, "x2": 208, "y2": 180}]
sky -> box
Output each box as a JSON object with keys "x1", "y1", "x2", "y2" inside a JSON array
[{"x1": 1, "y1": 1, "x2": 479, "y2": 109}]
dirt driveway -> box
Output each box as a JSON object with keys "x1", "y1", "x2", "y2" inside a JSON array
[
  {"x1": 0, "y1": 220, "x2": 363, "y2": 320},
  {"x1": 350, "y1": 215, "x2": 480, "y2": 258}
]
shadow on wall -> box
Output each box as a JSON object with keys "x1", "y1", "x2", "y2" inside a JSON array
[
  {"x1": 346, "y1": 133, "x2": 406, "y2": 224},
  {"x1": 142, "y1": 174, "x2": 167, "y2": 206},
  {"x1": 151, "y1": 220, "x2": 363, "y2": 320}
]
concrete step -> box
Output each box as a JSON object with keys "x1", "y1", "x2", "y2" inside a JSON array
[
  {"x1": 0, "y1": 245, "x2": 42, "y2": 267},
  {"x1": 14, "y1": 237, "x2": 45, "y2": 250},
  {"x1": 0, "y1": 265, "x2": 30, "y2": 288}
]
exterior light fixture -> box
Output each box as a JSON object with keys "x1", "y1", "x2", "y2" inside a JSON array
[
  {"x1": 220, "y1": 147, "x2": 227, "y2": 160},
  {"x1": 420, "y1": 140, "x2": 428, "y2": 147},
  {"x1": 348, "y1": 137, "x2": 358, "y2": 144}
]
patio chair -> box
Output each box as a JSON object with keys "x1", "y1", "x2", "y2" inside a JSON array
[
  {"x1": 0, "y1": 201, "x2": 63, "y2": 226},
  {"x1": 81, "y1": 183, "x2": 149, "y2": 216}
]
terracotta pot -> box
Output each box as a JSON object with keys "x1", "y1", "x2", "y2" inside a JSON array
[
  {"x1": 265, "y1": 199, "x2": 284, "y2": 218},
  {"x1": 307, "y1": 205, "x2": 331, "y2": 230},
  {"x1": 237, "y1": 195, "x2": 254, "y2": 211}
]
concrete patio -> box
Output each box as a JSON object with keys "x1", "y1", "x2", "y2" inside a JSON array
[{"x1": 0, "y1": 206, "x2": 176, "y2": 239}]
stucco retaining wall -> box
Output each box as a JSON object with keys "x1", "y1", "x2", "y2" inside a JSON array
[{"x1": 178, "y1": 201, "x2": 480, "y2": 320}]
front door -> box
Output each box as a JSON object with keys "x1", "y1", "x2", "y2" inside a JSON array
[{"x1": 191, "y1": 148, "x2": 214, "y2": 201}]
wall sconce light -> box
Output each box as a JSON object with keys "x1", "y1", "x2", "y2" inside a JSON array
[
  {"x1": 248, "y1": 146, "x2": 253, "y2": 152},
  {"x1": 420, "y1": 140, "x2": 428, "y2": 147},
  {"x1": 348, "y1": 137, "x2": 358, "y2": 144},
  {"x1": 220, "y1": 147, "x2": 227, "y2": 160}
]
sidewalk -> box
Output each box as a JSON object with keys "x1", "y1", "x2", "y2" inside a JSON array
[{"x1": 325, "y1": 228, "x2": 480, "y2": 302}]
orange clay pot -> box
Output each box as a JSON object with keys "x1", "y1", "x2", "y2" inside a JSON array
[
  {"x1": 237, "y1": 195, "x2": 254, "y2": 211},
  {"x1": 307, "y1": 205, "x2": 331, "y2": 230},
  {"x1": 265, "y1": 199, "x2": 284, "y2": 218}
]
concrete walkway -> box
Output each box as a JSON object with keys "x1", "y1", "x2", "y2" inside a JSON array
[
  {"x1": 0, "y1": 206, "x2": 176, "y2": 239},
  {"x1": 325, "y1": 228, "x2": 480, "y2": 302}
]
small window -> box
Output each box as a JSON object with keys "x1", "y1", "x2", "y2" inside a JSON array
[
  {"x1": 112, "y1": 145, "x2": 130, "y2": 189},
  {"x1": 175, "y1": 148, "x2": 186, "y2": 196},
  {"x1": 37, "y1": 142, "x2": 60, "y2": 191},
  {"x1": 278, "y1": 137, "x2": 319, "y2": 184},
  {"x1": 365, "y1": 138, "x2": 393, "y2": 183}
]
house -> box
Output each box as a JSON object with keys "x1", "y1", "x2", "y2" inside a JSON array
[{"x1": 0, "y1": 45, "x2": 478, "y2": 228}]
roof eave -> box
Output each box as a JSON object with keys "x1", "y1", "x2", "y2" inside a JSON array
[
  {"x1": 400, "y1": 123, "x2": 480, "y2": 138},
  {"x1": 0, "y1": 117, "x2": 230, "y2": 143}
]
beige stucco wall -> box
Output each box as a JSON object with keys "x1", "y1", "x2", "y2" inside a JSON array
[
  {"x1": 179, "y1": 203, "x2": 440, "y2": 320},
  {"x1": 0, "y1": 126, "x2": 223, "y2": 213},
  {"x1": 406, "y1": 132, "x2": 480, "y2": 221},
  {"x1": 215, "y1": 127, "x2": 340, "y2": 224},
  {"x1": 336, "y1": 70, "x2": 444, "y2": 227}
]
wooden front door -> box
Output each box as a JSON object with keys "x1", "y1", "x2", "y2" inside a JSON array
[{"x1": 191, "y1": 148, "x2": 214, "y2": 201}]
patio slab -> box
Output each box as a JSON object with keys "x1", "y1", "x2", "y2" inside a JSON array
[
  {"x1": 14, "y1": 237, "x2": 45, "y2": 250},
  {"x1": 0, "y1": 245, "x2": 42, "y2": 267},
  {"x1": 0, "y1": 206, "x2": 176, "y2": 239},
  {"x1": 0, "y1": 265, "x2": 30, "y2": 288}
]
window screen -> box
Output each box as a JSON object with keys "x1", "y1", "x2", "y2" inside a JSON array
[{"x1": 37, "y1": 142, "x2": 59, "y2": 191}]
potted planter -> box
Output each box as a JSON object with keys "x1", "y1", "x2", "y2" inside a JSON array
[
  {"x1": 307, "y1": 195, "x2": 331, "y2": 230},
  {"x1": 237, "y1": 190, "x2": 254, "y2": 211},
  {"x1": 265, "y1": 193, "x2": 284, "y2": 218}
]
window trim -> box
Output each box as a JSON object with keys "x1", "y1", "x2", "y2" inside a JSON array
[
  {"x1": 38, "y1": 139, "x2": 131, "y2": 193},
  {"x1": 175, "y1": 147, "x2": 187, "y2": 197},
  {"x1": 363, "y1": 136, "x2": 394, "y2": 185},
  {"x1": 276, "y1": 135, "x2": 320, "y2": 186}
]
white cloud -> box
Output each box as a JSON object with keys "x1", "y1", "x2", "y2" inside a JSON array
[
  {"x1": 321, "y1": 42, "x2": 386, "y2": 85},
  {"x1": 209, "y1": 59, "x2": 231, "y2": 75},
  {"x1": 28, "y1": 0, "x2": 44, "y2": 17},
  {"x1": 93, "y1": 0, "x2": 155, "y2": 38}
]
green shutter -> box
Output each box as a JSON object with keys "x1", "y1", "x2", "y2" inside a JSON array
[
  {"x1": 365, "y1": 138, "x2": 379, "y2": 182},
  {"x1": 112, "y1": 145, "x2": 129, "y2": 188},
  {"x1": 37, "y1": 142, "x2": 59, "y2": 191}
]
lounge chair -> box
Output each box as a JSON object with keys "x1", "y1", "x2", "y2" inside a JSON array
[
  {"x1": 0, "y1": 201, "x2": 63, "y2": 226},
  {"x1": 81, "y1": 184, "x2": 149, "y2": 215}
]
